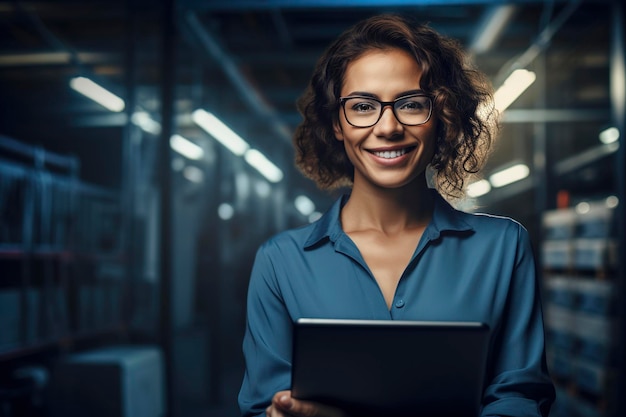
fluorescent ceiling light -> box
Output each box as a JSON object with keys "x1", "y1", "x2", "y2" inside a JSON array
[
  {"x1": 254, "y1": 180, "x2": 271, "y2": 198},
  {"x1": 466, "y1": 179, "x2": 492, "y2": 198},
  {"x1": 605, "y1": 195, "x2": 619, "y2": 208},
  {"x1": 308, "y1": 211, "x2": 322, "y2": 223},
  {"x1": 192, "y1": 109, "x2": 250, "y2": 156},
  {"x1": 170, "y1": 134, "x2": 204, "y2": 160},
  {"x1": 217, "y1": 203, "x2": 235, "y2": 220},
  {"x1": 489, "y1": 163, "x2": 530, "y2": 188},
  {"x1": 470, "y1": 5, "x2": 516, "y2": 54},
  {"x1": 131, "y1": 111, "x2": 162, "y2": 135},
  {"x1": 183, "y1": 166, "x2": 204, "y2": 183},
  {"x1": 599, "y1": 127, "x2": 620, "y2": 144},
  {"x1": 294, "y1": 195, "x2": 316, "y2": 216},
  {"x1": 575, "y1": 201, "x2": 590, "y2": 215},
  {"x1": 494, "y1": 69, "x2": 536, "y2": 112},
  {"x1": 244, "y1": 149, "x2": 284, "y2": 183},
  {"x1": 69, "y1": 76, "x2": 125, "y2": 112}
]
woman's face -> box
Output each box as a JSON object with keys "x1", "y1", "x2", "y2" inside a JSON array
[{"x1": 334, "y1": 48, "x2": 437, "y2": 190}]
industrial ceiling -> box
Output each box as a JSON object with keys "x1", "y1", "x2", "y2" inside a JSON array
[{"x1": 0, "y1": 0, "x2": 618, "y2": 216}]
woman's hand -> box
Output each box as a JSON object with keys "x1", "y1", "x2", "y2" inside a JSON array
[{"x1": 265, "y1": 390, "x2": 347, "y2": 417}]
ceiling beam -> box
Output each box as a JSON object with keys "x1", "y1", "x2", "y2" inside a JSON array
[
  {"x1": 0, "y1": 52, "x2": 115, "y2": 66},
  {"x1": 231, "y1": 51, "x2": 319, "y2": 67},
  {"x1": 475, "y1": 176, "x2": 534, "y2": 207},
  {"x1": 184, "y1": 11, "x2": 293, "y2": 145},
  {"x1": 70, "y1": 113, "x2": 128, "y2": 128},
  {"x1": 501, "y1": 108, "x2": 610, "y2": 123},
  {"x1": 180, "y1": 0, "x2": 561, "y2": 11},
  {"x1": 469, "y1": 4, "x2": 517, "y2": 54},
  {"x1": 270, "y1": 8, "x2": 293, "y2": 49},
  {"x1": 494, "y1": 0, "x2": 583, "y2": 84},
  {"x1": 477, "y1": 142, "x2": 619, "y2": 206},
  {"x1": 555, "y1": 142, "x2": 619, "y2": 176}
]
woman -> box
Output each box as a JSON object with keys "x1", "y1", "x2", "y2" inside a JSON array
[{"x1": 239, "y1": 14, "x2": 555, "y2": 417}]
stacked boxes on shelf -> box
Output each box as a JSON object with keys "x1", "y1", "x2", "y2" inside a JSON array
[
  {"x1": 0, "y1": 135, "x2": 127, "y2": 357},
  {"x1": 0, "y1": 166, "x2": 32, "y2": 249},
  {"x1": 77, "y1": 278, "x2": 125, "y2": 333},
  {"x1": 542, "y1": 199, "x2": 619, "y2": 417},
  {"x1": 74, "y1": 188, "x2": 127, "y2": 334},
  {"x1": 0, "y1": 166, "x2": 29, "y2": 352}
]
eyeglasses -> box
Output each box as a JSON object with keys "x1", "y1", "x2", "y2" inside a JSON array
[{"x1": 339, "y1": 94, "x2": 433, "y2": 128}]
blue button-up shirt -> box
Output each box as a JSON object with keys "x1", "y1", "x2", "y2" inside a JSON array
[{"x1": 239, "y1": 192, "x2": 555, "y2": 417}]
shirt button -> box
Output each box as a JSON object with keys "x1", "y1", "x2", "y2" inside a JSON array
[{"x1": 395, "y1": 299, "x2": 405, "y2": 308}]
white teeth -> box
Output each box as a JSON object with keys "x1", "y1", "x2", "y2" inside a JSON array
[{"x1": 372, "y1": 148, "x2": 408, "y2": 159}]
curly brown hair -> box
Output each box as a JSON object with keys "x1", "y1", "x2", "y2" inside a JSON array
[{"x1": 293, "y1": 14, "x2": 498, "y2": 201}]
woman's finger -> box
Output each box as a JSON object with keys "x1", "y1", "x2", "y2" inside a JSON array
[{"x1": 272, "y1": 391, "x2": 346, "y2": 417}]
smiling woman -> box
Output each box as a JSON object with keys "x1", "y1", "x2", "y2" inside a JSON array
[
  {"x1": 293, "y1": 14, "x2": 497, "y2": 201},
  {"x1": 239, "y1": 13, "x2": 555, "y2": 417}
]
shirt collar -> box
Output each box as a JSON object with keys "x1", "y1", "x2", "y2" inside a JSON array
[
  {"x1": 304, "y1": 190, "x2": 474, "y2": 249},
  {"x1": 304, "y1": 194, "x2": 349, "y2": 249}
]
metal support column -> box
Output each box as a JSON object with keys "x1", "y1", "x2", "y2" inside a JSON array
[
  {"x1": 610, "y1": 1, "x2": 626, "y2": 416},
  {"x1": 158, "y1": 0, "x2": 177, "y2": 415},
  {"x1": 532, "y1": 53, "x2": 550, "y2": 246},
  {"x1": 122, "y1": 0, "x2": 139, "y2": 333}
]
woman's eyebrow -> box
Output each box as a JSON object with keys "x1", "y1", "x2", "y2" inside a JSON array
[
  {"x1": 343, "y1": 91, "x2": 377, "y2": 98},
  {"x1": 342, "y1": 89, "x2": 426, "y2": 99},
  {"x1": 396, "y1": 89, "x2": 426, "y2": 98}
]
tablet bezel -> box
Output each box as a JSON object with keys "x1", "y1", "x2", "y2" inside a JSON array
[{"x1": 291, "y1": 318, "x2": 490, "y2": 417}]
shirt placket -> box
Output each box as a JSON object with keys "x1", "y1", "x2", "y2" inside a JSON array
[{"x1": 390, "y1": 228, "x2": 438, "y2": 319}]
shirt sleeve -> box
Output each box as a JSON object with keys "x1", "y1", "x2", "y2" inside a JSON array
[
  {"x1": 238, "y1": 243, "x2": 293, "y2": 417},
  {"x1": 480, "y1": 223, "x2": 556, "y2": 417}
]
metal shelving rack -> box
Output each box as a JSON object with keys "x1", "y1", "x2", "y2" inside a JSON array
[
  {"x1": 541, "y1": 200, "x2": 620, "y2": 417},
  {"x1": 538, "y1": 3, "x2": 625, "y2": 417},
  {"x1": 0, "y1": 134, "x2": 128, "y2": 364}
]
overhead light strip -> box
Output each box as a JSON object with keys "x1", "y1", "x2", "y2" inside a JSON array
[
  {"x1": 599, "y1": 127, "x2": 620, "y2": 144},
  {"x1": 489, "y1": 163, "x2": 530, "y2": 188},
  {"x1": 493, "y1": 69, "x2": 536, "y2": 112},
  {"x1": 192, "y1": 109, "x2": 250, "y2": 156},
  {"x1": 244, "y1": 149, "x2": 283, "y2": 183},
  {"x1": 193, "y1": 108, "x2": 283, "y2": 183},
  {"x1": 466, "y1": 179, "x2": 491, "y2": 198},
  {"x1": 170, "y1": 134, "x2": 204, "y2": 160},
  {"x1": 69, "y1": 76, "x2": 125, "y2": 112},
  {"x1": 131, "y1": 111, "x2": 162, "y2": 135},
  {"x1": 294, "y1": 195, "x2": 316, "y2": 216},
  {"x1": 469, "y1": 5, "x2": 516, "y2": 54}
]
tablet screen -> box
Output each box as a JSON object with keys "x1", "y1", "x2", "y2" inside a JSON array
[{"x1": 291, "y1": 318, "x2": 490, "y2": 417}]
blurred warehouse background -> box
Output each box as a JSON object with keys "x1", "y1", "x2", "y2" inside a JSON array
[{"x1": 0, "y1": 0, "x2": 624, "y2": 416}]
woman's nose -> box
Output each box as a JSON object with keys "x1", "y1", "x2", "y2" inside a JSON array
[{"x1": 373, "y1": 106, "x2": 403, "y2": 137}]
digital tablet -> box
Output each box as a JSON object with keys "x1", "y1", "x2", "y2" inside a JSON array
[{"x1": 291, "y1": 318, "x2": 490, "y2": 417}]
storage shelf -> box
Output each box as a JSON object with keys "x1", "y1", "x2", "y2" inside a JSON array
[
  {"x1": 541, "y1": 200, "x2": 621, "y2": 417},
  {"x1": 0, "y1": 135, "x2": 129, "y2": 364}
]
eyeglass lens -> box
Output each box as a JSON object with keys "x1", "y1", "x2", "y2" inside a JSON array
[{"x1": 342, "y1": 95, "x2": 432, "y2": 127}]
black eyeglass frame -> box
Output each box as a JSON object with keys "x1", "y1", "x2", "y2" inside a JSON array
[{"x1": 338, "y1": 94, "x2": 434, "y2": 128}]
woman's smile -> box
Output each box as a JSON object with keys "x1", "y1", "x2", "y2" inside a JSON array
[{"x1": 367, "y1": 145, "x2": 416, "y2": 159}]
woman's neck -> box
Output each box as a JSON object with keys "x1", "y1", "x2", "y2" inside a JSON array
[{"x1": 341, "y1": 176, "x2": 434, "y2": 234}]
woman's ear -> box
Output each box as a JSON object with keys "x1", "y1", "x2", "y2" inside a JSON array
[{"x1": 333, "y1": 121, "x2": 344, "y2": 141}]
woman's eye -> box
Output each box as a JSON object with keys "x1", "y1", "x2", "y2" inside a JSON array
[
  {"x1": 399, "y1": 100, "x2": 426, "y2": 111},
  {"x1": 352, "y1": 102, "x2": 376, "y2": 112}
]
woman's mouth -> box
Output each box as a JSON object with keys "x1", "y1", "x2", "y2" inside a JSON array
[{"x1": 368, "y1": 146, "x2": 416, "y2": 159}]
